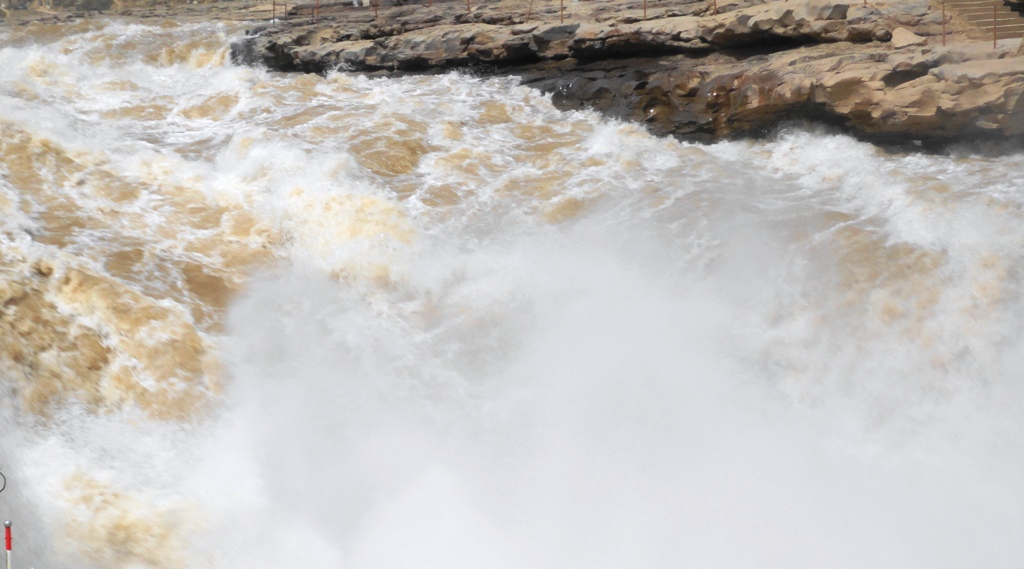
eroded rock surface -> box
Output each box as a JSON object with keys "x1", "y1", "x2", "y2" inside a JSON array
[
  {"x1": 250, "y1": 0, "x2": 911, "y2": 72},
  {"x1": 239, "y1": 0, "x2": 1022, "y2": 142},
  {"x1": 523, "y1": 41, "x2": 1024, "y2": 142}
]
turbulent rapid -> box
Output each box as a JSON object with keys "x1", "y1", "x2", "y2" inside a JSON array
[{"x1": 1, "y1": 17, "x2": 1022, "y2": 568}]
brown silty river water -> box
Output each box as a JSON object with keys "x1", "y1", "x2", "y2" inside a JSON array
[{"x1": 1, "y1": 18, "x2": 1023, "y2": 569}]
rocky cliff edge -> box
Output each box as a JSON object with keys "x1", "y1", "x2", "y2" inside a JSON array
[{"x1": 236, "y1": 0, "x2": 1024, "y2": 143}]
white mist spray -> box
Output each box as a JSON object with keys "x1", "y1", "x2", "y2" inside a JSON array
[
  {"x1": 203, "y1": 209, "x2": 1024, "y2": 568},
  {"x1": 1, "y1": 19, "x2": 1023, "y2": 569}
]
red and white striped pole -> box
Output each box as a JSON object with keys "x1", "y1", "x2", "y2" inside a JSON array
[{"x1": 4, "y1": 521, "x2": 10, "y2": 569}]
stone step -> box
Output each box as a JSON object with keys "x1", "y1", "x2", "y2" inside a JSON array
[
  {"x1": 970, "y1": 16, "x2": 1024, "y2": 23},
  {"x1": 973, "y1": 21, "x2": 1024, "y2": 27},
  {"x1": 958, "y1": 11, "x2": 1019, "y2": 18},
  {"x1": 972, "y1": 29, "x2": 1024, "y2": 38},
  {"x1": 951, "y1": 7, "x2": 1020, "y2": 16},
  {"x1": 946, "y1": 2, "x2": 1018, "y2": 11},
  {"x1": 959, "y1": 10, "x2": 1021, "y2": 16},
  {"x1": 946, "y1": 2, "x2": 1011, "y2": 7},
  {"x1": 952, "y1": 4, "x2": 1017, "y2": 9},
  {"x1": 948, "y1": 8, "x2": 1024, "y2": 18},
  {"x1": 960, "y1": 12, "x2": 1023, "y2": 21},
  {"x1": 945, "y1": 1, "x2": 1010, "y2": 5},
  {"x1": 975, "y1": 30, "x2": 1024, "y2": 37},
  {"x1": 974, "y1": 23, "x2": 1024, "y2": 29},
  {"x1": 956, "y1": 6, "x2": 1017, "y2": 13},
  {"x1": 945, "y1": 2, "x2": 1008, "y2": 8},
  {"x1": 941, "y1": 0, "x2": 1024, "y2": 38},
  {"x1": 966, "y1": 28, "x2": 1024, "y2": 34},
  {"x1": 954, "y1": 4, "x2": 1017, "y2": 9}
]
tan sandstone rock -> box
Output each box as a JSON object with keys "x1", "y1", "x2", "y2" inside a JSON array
[
  {"x1": 891, "y1": 26, "x2": 926, "y2": 48},
  {"x1": 239, "y1": 0, "x2": 1024, "y2": 143}
]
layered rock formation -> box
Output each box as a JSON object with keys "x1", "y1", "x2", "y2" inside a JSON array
[
  {"x1": 239, "y1": 0, "x2": 1024, "y2": 142},
  {"x1": 526, "y1": 39, "x2": 1024, "y2": 141},
  {"x1": 247, "y1": 0, "x2": 909, "y2": 71}
]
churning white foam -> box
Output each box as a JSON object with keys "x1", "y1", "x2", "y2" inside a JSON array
[{"x1": 0, "y1": 19, "x2": 1022, "y2": 569}]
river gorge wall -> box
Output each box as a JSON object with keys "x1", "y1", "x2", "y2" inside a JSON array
[{"x1": 236, "y1": 0, "x2": 1024, "y2": 144}]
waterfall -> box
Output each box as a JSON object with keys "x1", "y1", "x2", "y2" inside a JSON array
[{"x1": 1, "y1": 18, "x2": 1022, "y2": 568}]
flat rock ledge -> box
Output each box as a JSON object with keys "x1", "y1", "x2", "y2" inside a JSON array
[{"x1": 235, "y1": 0, "x2": 1024, "y2": 143}]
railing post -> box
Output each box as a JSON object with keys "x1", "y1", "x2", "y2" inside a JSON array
[
  {"x1": 643, "y1": 0, "x2": 647, "y2": 20},
  {"x1": 560, "y1": 0, "x2": 564, "y2": 22},
  {"x1": 272, "y1": 0, "x2": 276, "y2": 23},
  {"x1": 994, "y1": 2, "x2": 997, "y2": 48},
  {"x1": 942, "y1": 0, "x2": 946, "y2": 45}
]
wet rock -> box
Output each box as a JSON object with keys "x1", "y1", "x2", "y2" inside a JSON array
[
  {"x1": 509, "y1": 41, "x2": 1024, "y2": 142},
  {"x1": 239, "y1": 0, "x2": 1024, "y2": 143}
]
